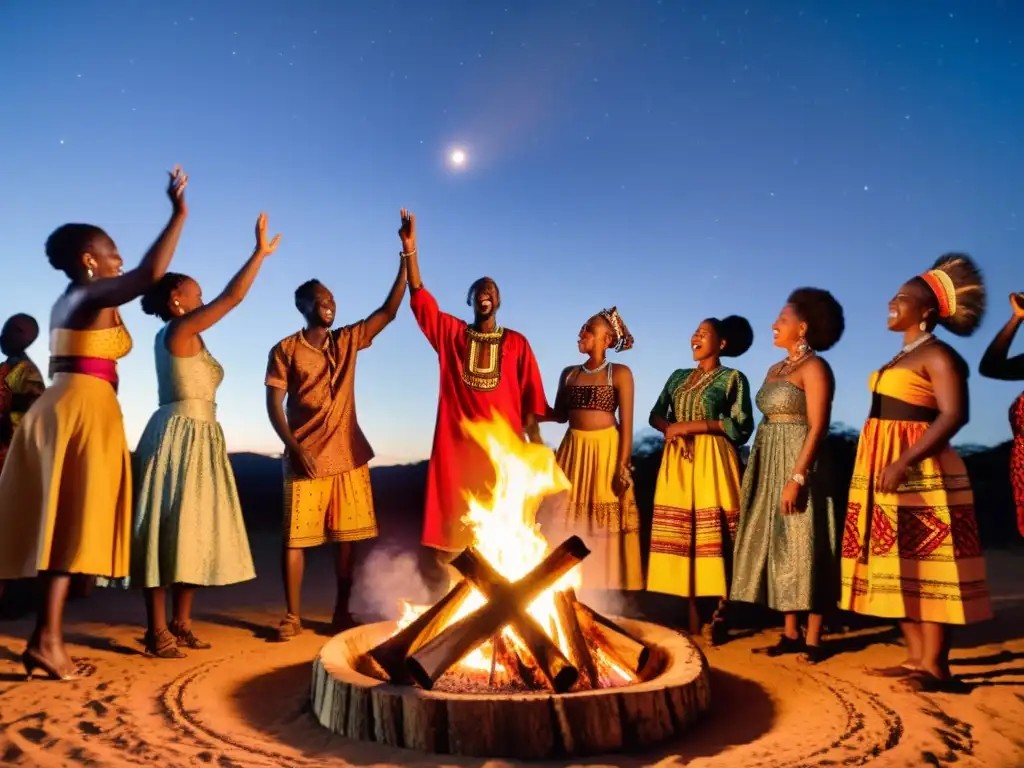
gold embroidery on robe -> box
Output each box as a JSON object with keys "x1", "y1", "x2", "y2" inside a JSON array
[{"x1": 462, "y1": 327, "x2": 504, "y2": 391}]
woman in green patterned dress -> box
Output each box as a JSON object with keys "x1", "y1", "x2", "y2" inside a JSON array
[
  {"x1": 132, "y1": 213, "x2": 280, "y2": 657},
  {"x1": 647, "y1": 316, "x2": 754, "y2": 644},
  {"x1": 731, "y1": 288, "x2": 845, "y2": 663}
]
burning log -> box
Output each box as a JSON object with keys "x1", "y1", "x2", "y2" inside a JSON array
[
  {"x1": 405, "y1": 535, "x2": 590, "y2": 691},
  {"x1": 572, "y1": 594, "x2": 651, "y2": 678},
  {"x1": 367, "y1": 580, "x2": 473, "y2": 683},
  {"x1": 490, "y1": 630, "x2": 548, "y2": 689},
  {"x1": 450, "y1": 547, "x2": 577, "y2": 692},
  {"x1": 554, "y1": 589, "x2": 599, "y2": 690}
]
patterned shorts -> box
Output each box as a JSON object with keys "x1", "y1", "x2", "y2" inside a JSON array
[{"x1": 282, "y1": 464, "x2": 378, "y2": 548}]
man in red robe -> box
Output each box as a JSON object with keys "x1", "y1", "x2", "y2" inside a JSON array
[{"x1": 400, "y1": 212, "x2": 549, "y2": 567}]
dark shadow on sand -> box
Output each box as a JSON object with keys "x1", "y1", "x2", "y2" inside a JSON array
[
  {"x1": 227, "y1": 661, "x2": 774, "y2": 767},
  {"x1": 195, "y1": 612, "x2": 281, "y2": 642},
  {"x1": 62, "y1": 632, "x2": 142, "y2": 657}
]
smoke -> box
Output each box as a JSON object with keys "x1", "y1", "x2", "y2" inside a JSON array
[
  {"x1": 580, "y1": 587, "x2": 636, "y2": 620},
  {"x1": 351, "y1": 546, "x2": 432, "y2": 622}
]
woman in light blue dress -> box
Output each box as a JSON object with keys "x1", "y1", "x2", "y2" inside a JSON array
[{"x1": 133, "y1": 213, "x2": 281, "y2": 658}]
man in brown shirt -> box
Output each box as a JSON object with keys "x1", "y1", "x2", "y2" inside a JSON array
[{"x1": 266, "y1": 236, "x2": 407, "y2": 640}]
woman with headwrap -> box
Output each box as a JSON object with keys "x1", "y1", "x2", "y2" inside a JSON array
[
  {"x1": 537, "y1": 308, "x2": 642, "y2": 592},
  {"x1": 647, "y1": 316, "x2": 755, "y2": 645},
  {"x1": 840, "y1": 253, "x2": 991, "y2": 693},
  {"x1": 978, "y1": 291, "x2": 1024, "y2": 538}
]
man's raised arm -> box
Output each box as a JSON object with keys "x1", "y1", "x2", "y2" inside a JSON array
[{"x1": 360, "y1": 253, "x2": 407, "y2": 344}]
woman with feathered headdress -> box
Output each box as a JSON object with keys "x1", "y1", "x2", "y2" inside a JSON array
[
  {"x1": 535, "y1": 307, "x2": 642, "y2": 593},
  {"x1": 839, "y1": 253, "x2": 992, "y2": 693}
]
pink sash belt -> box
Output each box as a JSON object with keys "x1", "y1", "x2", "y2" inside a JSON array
[{"x1": 50, "y1": 356, "x2": 119, "y2": 392}]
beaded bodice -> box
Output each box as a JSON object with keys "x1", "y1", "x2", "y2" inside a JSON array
[
  {"x1": 155, "y1": 326, "x2": 223, "y2": 406},
  {"x1": 756, "y1": 380, "x2": 808, "y2": 423},
  {"x1": 565, "y1": 364, "x2": 617, "y2": 413}
]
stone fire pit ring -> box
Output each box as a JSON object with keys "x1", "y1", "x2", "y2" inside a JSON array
[{"x1": 310, "y1": 618, "x2": 711, "y2": 760}]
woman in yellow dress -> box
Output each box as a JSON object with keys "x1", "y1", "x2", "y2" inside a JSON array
[
  {"x1": 537, "y1": 307, "x2": 642, "y2": 592},
  {"x1": 840, "y1": 253, "x2": 991, "y2": 693},
  {"x1": 0, "y1": 166, "x2": 188, "y2": 680},
  {"x1": 647, "y1": 316, "x2": 754, "y2": 644}
]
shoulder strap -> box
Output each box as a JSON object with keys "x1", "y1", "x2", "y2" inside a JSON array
[{"x1": 606, "y1": 362, "x2": 614, "y2": 385}]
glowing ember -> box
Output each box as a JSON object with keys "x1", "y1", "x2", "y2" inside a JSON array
[{"x1": 392, "y1": 412, "x2": 638, "y2": 689}]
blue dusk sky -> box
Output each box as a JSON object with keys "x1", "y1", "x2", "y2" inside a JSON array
[{"x1": 1, "y1": 0, "x2": 1022, "y2": 464}]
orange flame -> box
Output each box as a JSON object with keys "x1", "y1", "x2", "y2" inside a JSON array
[{"x1": 394, "y1": 412, "x2": 633, "y2": 684}]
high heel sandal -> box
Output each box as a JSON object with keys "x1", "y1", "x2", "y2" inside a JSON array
[
  {"x1": 145, "y1": 629, "x2": 187, "y2": 658},
  {"x1": 21, "y1": 648, "x2": 80, "y2": 681}
]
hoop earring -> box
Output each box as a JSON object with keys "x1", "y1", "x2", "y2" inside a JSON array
[{"x1": 796, "y1": 338, "x2": 810, "y2": 355}]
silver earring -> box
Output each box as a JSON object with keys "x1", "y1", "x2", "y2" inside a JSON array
[
  {"x1": 86, "y1": 267, "x2": 94, "y2": 280},
  {"x1": 796, "y1": 337, "x2": 810, "y2": 355},
  {"x1": 919, "y1": 321, "x2": 928, "y2": 332}
]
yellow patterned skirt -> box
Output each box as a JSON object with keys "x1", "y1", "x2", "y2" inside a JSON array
[
  {"x1": 0, "y1": 373, "x2": 132, "y2": 579},
  {"x1": 839, "y1": 418, "x2": 991, "y2": 624},
  {"x1": 647, "y1": 434, "x2": 742, "y2": 598},
  {"x1": 540, "y1": 427, "x2": 642, "y2": 591}
]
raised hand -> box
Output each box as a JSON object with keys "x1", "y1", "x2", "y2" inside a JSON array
[
  {"x1": 167, "y1": 165, "x2": 188, "y2": 215},
  {"x1": 1010, "y1": 292, "x2": 1024, "y2": 318},
  {"x1": 255, "y1": 212, "x2": 282, "y2": 256},
  {"x1": 398, "y1": 208, "x2": 416, "y2": 254}
]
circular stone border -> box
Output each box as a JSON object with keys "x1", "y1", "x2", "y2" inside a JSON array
[{"x1": 310, "y1": 618, "x2": 711, "y2": 760}]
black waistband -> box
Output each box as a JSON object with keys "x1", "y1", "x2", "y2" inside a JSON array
[{"x1": 869, "y1": 393, "x2": 938, "y2": 423}]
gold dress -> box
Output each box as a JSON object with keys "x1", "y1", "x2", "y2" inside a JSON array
[
  {"x1": 839, "y1": 368, "x2": 991, "y2": 624},
  {"x1": 0, "y1": 325, "x2": 134, "y2": 579}
]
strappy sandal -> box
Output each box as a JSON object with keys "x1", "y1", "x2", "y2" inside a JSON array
[
  {"x1": 756, "y1": 634, "x2": 805, "y2": 657},
  {"x1": 145, "y1": 629, "x2": 186, "y2": 659},
  {"x1": 170, "y1": 622, "x2": 211, "y2": 650},
  {"x1": 275, "y1": 614, "x2": 303, "y2": 641}
]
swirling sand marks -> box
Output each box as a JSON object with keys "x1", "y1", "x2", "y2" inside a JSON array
[{"x1": 1, "y1": 618, "x2": 1023, "y2": 767}]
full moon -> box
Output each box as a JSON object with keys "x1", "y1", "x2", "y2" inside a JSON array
[{"x1": 449, "y1": 148, "x2": 467, "y2": 167}]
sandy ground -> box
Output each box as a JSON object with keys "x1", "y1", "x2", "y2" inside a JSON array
[{"x1": 1, "y1": 534, "x2": 1022, "y2": 768}]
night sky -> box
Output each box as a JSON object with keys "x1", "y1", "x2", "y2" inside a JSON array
[{"x1": 1, "y1": 0, "x2": 1021, "y2": 464}]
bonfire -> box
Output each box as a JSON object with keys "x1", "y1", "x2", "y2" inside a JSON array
[{"x1": 361, "y1": 414, "x2": 650, "y2": 694}]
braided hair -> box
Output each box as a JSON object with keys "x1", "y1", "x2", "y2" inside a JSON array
[
  {"x1": 140, "y1": 272, "x2": 189, "y2": 321},
  {"x1": 705, "y1": 315, "x2": 754, "y2": 358},
  {"x1": 45, "y1": 223, "x2": 109, "y2": 279}
]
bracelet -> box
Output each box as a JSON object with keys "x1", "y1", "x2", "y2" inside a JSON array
[
  {"x1": 401, "y1": 248, "x2": 417, "y2": 259},
  {"x1": 791, "y1": 473, "x2": 806, "y2": 486}
]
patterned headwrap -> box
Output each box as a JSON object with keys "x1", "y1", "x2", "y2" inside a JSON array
[
  {"x1": 919, "y1": 269, "x2": 957, "y2": 318},
  {"x1": 599, "y1": 306, "x2": 634, "y2": 352}
]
